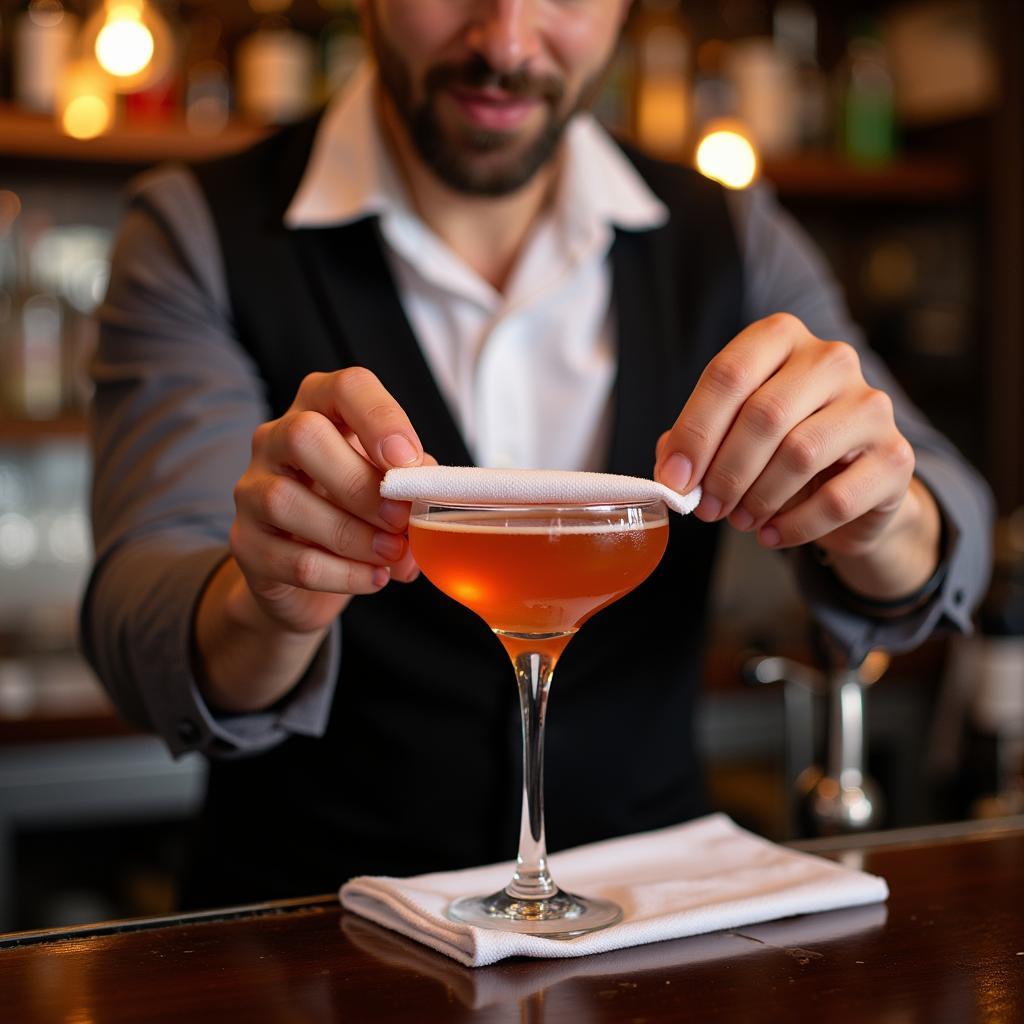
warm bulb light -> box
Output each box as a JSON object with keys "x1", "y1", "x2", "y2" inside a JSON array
[
  {"x1": 695, "y1": 129, "x2": 759, "y2": 190},
  {"x1": 58, "y1": 60, "x2": 114, "y2": 139},
  {"x1": 62, "y1": 93, "x2": 113, "y2": 139},
  {"x1": 95, "y1": 5, "x2": 154, "y2": 78}
]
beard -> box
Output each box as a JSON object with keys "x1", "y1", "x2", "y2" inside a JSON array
[{"x1": 367, "y1": 17, "x2": 607, "y2": 196}]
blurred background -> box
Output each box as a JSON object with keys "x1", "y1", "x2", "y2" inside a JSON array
[{"x1": 0, "y1": 0, "x2": 1021, "y2": 933}]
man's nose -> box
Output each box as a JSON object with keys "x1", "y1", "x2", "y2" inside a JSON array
[{"x1": 465, "y1": 0, "x2": 542, "y2": 74}]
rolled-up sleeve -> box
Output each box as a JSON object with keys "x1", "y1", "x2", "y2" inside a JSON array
[
  {"x1": 728, "y1": 184, "x2": 994, "y2": 663},
  {"x1": 81, "y1": 165, "x2": 339, "y2": 759}
]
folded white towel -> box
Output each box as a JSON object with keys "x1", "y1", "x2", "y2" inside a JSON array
[
  {"x1": 340, "y1": 814, "x2": 889, "y2": 968},
  {"x1": 380, "y1": 466, "x2": 702, "y2": 516}
]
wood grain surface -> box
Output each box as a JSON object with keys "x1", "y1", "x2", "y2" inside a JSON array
[{"x1": 1, "y1": 826, "x2": 1022, "y2": 1023}]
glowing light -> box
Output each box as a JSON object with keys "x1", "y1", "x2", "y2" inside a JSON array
[
  {"x1": 62, "y1": 93, "x2": 113, "y2": 139},
  {"x1": 452, "y1": 581, "x2": 484, "y2": 603},
  {"x1": 95, "y1": 5, "x2": 154, "y2": 78},
  {"x1": 58, "y1": 60, "x2": 115, "y2": 139},
  {"x1": 695, "y1": 128, "x2": 759, "y2": 190},
  {"x1": 0, "y1": 513, "x2": 39, "y2": 567}
]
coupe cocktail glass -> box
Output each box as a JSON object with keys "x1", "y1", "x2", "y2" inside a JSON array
[{"x1": 408, "y1": 499, "x2": 670, "y2": 937}]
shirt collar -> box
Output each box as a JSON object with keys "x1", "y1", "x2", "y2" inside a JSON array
[
  {"x1": 284, "y1": 62, "x2": 407, "y2": 228},
  {"x1": 283, "y1": 62, "x2": 669, "y2": 235}
]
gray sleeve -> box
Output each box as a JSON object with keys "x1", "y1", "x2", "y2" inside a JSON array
[
  {"x1": 81, "y1": 164, "x2": 340, "y2": 759},
  {"x1": 727, "y1": 184, "x2": 994, "y2": 664}
]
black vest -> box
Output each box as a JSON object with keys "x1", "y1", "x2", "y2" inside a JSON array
[{"x1": 182, "y1": 117, "x2": 744, "y2": 908}]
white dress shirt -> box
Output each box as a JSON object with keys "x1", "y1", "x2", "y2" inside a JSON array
[{"x1": 285, "y1": 65, "x2": 668, "y2": 471}]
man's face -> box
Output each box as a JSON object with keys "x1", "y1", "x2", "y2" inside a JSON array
[{"x1": 361, "y1": 1, "x2": 631, "y2": 196}]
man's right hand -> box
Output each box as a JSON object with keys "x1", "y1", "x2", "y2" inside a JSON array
[
  {"x1": 194, "y1": 368, "x2": 429, "y2": 713},
  {"x1": 228, "y1": 367, "x2": 430, "y2": 634}
]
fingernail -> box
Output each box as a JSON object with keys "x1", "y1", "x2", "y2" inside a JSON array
[
  {"x1": 760, "y1": 525, "x2": 781, "y2": 548},
  {"x1": 372, "y1": 532, "x2": 405, "y2": 560},
  {"x1": 731, "y1": 507, "x2": 754, "y2": 531},
  {"x1": 372, "y1": 566, "x2": 391, "y2": 588},
  {"x1": 381, "y1": 433, "x2": 419, "y2": 467},
  {"x1": 378, "y1": 499, "x2": 409, "y2": 530},
  {"x1": 659, "y1": 452, "x2": 693, "y2": 493},
  {"x1": 697, "y1": 493, "x2": 722, "y2": 521}
]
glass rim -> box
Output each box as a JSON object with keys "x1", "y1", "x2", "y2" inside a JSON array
[{"x1": 408, "y1": 498, "x2": 669, "y2": 514}]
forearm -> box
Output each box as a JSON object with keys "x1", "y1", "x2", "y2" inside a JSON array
[
  {"x1": 827, "y1": 476, "x2": 942, "y2": 603},
  {"x1": 85, "y1": 167, "x2": 341, "y2": 755},
  {"x1": 194, "y1": 556, "x2": 337, "y2": 713}
]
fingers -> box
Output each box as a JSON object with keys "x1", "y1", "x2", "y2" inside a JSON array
[
  {"x1": 294, "y1": 368, "x2": 425, "y2": 473},
  {"x1": 756, "y1": 438, "x2": 915, "y2": 551},
  {"x1": 235, "y1": 366, "x2": 432, "y2": 602},
  {"x1": 725, "y1": 389, "x2": 893, "y2": 531},
  {"x1": 256, "y1": 409, "x2": 409, "y2": 533},
  {"x1": 389, "y1": 546, "x2": 421, "y2": 583},
  {"x1": 655, "y1": 314, "x2": 802, "y2": 496},
  {"x1": 235, "y1": 524, "x2": 393, "y2": 597},
  {"x1": 695, "y1": 345, "x2": 853, "y2": 522},
  {"x1": 235, "y1": 473, "x2": 408, "y2": 568}
]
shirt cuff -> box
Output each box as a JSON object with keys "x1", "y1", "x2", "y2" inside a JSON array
[
  {"x1": 137, "y1": 546, "x2": 340, "y2": 759},
  {"x1": 182, "y1": 622, "x2": 339, "y2": 759}
]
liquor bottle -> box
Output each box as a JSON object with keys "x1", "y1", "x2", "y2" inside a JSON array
[
  {"x1": 318, "y1": 0, "x2": 365, "y2": 100},
  {"x1": 12, "y1": 292, "x2": 64, "y2": 420},
  {"x1": 773, "y1": 0, "x2": 829, "y2": 151},
  {"x1": 838, "y1": 24, "x2": 895, "y2": 164},
  {"x1": 2, "y1": 212, "x2": 64, "y2": 421},
  {"x1": 691, "y1": 38, "x2": 736, "y2": 134},
  {"x1": 726, "y1": 37, "x2": 799, "y2": 157},
  {"x1": 236, "y1": 15, "x2": 315, "y2": 125},
  {"x1": 632, "y1": 0, "x2": 691, "y2": 159},
  {"x1": 13, "y1": 0, "x2": 79, "y2": 114},
  {"x1": 183, "y1": 9, "x2": 230, "y2": 135},
  {"x1": 970, "y1": 516, "x2": 1024, "y2": 816}
]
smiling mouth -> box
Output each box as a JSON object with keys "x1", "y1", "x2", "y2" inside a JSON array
[{"x1": 447, "y1": 87, "x2": 543, "y2": 133}]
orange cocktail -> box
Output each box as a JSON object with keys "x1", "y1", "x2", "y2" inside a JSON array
[
  {"x1": 407, "y1": 499, "x2": 670, "y2": 938},
  {"x1": 408, "y1": 509, "x2": 668, "y2": 637}
]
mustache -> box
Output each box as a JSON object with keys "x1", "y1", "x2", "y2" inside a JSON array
[{"x1": 423, "y1": 55, "x2": 564, "y2": 105}]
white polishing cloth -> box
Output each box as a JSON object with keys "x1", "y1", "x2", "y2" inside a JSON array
[
  {"x1": 380, "y1": 466, "x2": 701, "y2": 516},
  {"x1": 340, "y1": 814, "x2": 889, "y2": 968}
]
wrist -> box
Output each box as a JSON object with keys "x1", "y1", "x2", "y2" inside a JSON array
[
  {"x1": 195, "y1": 558, "x2": 329, "y2": 714},
  {"x1": 826, "y1": 477, "x2": 943, "y2": 604},
  {"x1": 822, "y1": 543, "x2": 947, "y2": 618}
]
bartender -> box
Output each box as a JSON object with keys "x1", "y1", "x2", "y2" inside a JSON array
[{"x1": 82, "y1": 0, "x2": 992, "y2": 909}]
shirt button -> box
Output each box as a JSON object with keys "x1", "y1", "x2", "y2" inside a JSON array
[{"x1": 177, "y1": 718, "x2": 201, "y2": 745}]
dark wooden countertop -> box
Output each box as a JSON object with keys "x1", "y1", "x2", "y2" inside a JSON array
[{"x1": 2, "y1": 819, "x2": 1023, "y2": 1023}]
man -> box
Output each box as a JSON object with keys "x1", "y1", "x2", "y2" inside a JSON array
[{"x1": 83, "y1": 1, "x2": 992, "y2": 909}]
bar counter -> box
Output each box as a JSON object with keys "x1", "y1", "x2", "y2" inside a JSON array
[{"x1": 2, "y1": 818, "x2": 1023, "y2": 1023}]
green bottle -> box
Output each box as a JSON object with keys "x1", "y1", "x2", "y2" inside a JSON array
[{"x1": 841, "y1": 27, "x2": 895, "y2": 164}]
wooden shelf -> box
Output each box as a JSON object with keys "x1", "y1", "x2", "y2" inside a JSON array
[
  {"x1": 0, "y1": 712, "x2": 136, "y2": 745},
  {"x1": 1, "y1": 101, "x2": 977, "y2": 204},
  {"x1": 761, "y1": 153, "x2": 976, "y2": 203},
  {"x1": 0, "y1": 103, "x2": 267, "y2": 166},
  {"x1": 0, "y1": 415, "x2": 88, "y2": 443}
]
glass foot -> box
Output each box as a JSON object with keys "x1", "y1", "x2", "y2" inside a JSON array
[{"x1": 447, "y1": 889, "x2": 622, "y2": 937}]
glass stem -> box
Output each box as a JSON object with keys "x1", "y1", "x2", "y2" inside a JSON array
[{"x1": 506, "y1": 649, "x2": 558, "y2": 902}]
